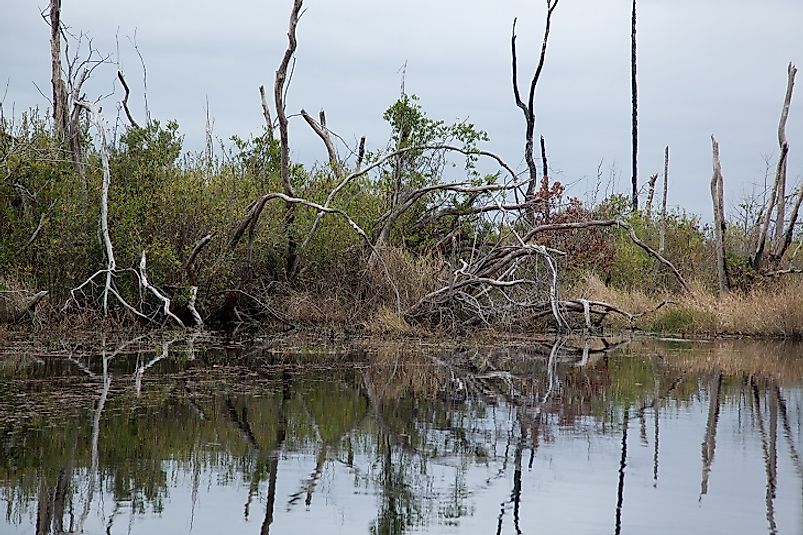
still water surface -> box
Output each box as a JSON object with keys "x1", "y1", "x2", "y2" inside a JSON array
[{"x1": 1, "y1": 336, "x2": 801, "y2": 534}]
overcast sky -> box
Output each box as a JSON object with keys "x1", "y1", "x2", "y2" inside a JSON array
[{"x1": 2, "y1": 0, "x2": 801, "y2": 217}]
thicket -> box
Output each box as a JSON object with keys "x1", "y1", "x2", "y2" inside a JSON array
[
  {"x1": 1, "y1": 97, "x2": 780, "y2": 331},
  {"x1": 1, "y1": 0, "x2": 800, "y2": 336}
]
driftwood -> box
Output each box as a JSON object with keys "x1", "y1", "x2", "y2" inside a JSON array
[{"x1": 139, "y1": 251, "x2": 185, "y2": 327}]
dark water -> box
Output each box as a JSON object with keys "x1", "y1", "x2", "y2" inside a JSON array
[{"x1": 1, "y1": 336, "x2": 801, "y2": 534}]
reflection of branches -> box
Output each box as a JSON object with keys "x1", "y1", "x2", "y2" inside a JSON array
[
  {"x1": 774, "y1": 384, "x2": 801, "y2": 472},
  {"x1": 76, "y1": 349, "x2": 112, "y2": 532},
  {"x1": 614, "y1": 406, "x2": 630, "y2": 535},
  {"x1": 773, "y1": 384, "x2": 803, "y2": 520},
  {"x1": 699, "y1": 373, "x2": 722, "y2": 498},
  {"x1": 750, "y1": 378, "x2": 778, "y2": 535},
  {"x1": 134, "y1": 338, "x2": 178, "y2": 396}
]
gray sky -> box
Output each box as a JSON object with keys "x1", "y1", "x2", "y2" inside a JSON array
[{"x1": 2, "y1": 0, "x2": 801, "y2": 218}]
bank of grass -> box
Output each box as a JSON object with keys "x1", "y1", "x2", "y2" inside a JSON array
[{"x1": 576, "y1": 274, "x2": 803, "y2": 338}]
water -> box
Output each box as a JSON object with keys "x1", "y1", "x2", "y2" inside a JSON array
[{"x1": 1, "y1": 336, "x2": 801, "y2": 534}]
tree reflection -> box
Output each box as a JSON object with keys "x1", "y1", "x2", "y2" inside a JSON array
[{"x1": 0, "y1": 337, "x2": 801, "y2": 534}]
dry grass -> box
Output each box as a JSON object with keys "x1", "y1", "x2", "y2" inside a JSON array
[
  {"x1": 361, "y1": 305, "x2": 418, "y2": 336},
  {"x1": 372, "y1": 247, "x2": 446, "y2": 307},
  {"x1": 715, "y1": 278, "x2": 803, "y2": 337},
  {"x1": 282, "y1": 290, "x2": 356, "y2": 325},
  {"x1": 575, "y1": 273, "x2": 803, "y2": 338}
]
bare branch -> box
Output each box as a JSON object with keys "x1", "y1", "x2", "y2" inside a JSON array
[
  {"x1": 301, "y1": 109, "x2": 341, "y2": 178},
  {"x1": 117, "y1": 70, "x2": 139, "y2": 128},
  {"x1": 184, "y1": 233, "x2": 214, "y2": 285}
]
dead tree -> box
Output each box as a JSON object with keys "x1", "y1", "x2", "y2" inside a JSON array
[
  {"x1": 511, "y1": 0, "x2": 560, "y2": 221},
  {"x1": 754, "y1": 63, "x2": 798, "y2": 270},
  {"x1": 47, "y1": 0, "x2": 68, "y2": 140},
  {"x1": 64, "y1": 102, "x2": 185, "y2": 326},
  {"x1": 44, "y1": 3, "x2": 106, "y2": 177},
  {"x1": 277, "y1": 0, "x2": 303, "y2": 281},
  {"x1": 240, "y1": 0, "x2": 304, "y2": 283},
  {"x1": 658, "y1": 146, "x2": 669, "y2": 254},
  {"x1": 645, "y1": 173, "x2": 657, "y2": 218},
  {"x1": 710, "y1": 136, "x2": 730, "y2": 294},
  {"x1": 630, "y1": 0, "x2": 639, "y2": 211}
]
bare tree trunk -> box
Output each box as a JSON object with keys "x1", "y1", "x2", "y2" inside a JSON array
[
  {"x1": 276, "y1": 0, "x2": 303, "y2": 282},
  {"x1": 771, "y1": 63, "x2": 797, "y2": 261},
  {"x1": 630, "y1": 0, "x2": 639, "y2": 211},
  {"x1": 658, "y1": 146, "x2": 669, "y2": 254},
  {"x1": 755, "y1": 63, "x2": 797, "y2": 270},
  {"x1": 710, "y1": 136, "x2": 730, "y2": 294},
  {"x1": 49, "y1": 0, "x2": 68, "y2": 140},
  {"x1": 512, "y1": 1, "x2": 560, "y2": 221}
]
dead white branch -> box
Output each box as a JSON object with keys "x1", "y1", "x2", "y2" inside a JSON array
[
  {"x1": 755, "y1": 63, "x2": 797, "y2": 269},
  {"x1": 139, "y1": 251, "x2": 185, "y2": 327},
  {"x1": 63, "y1": 101, "x2": 147, "y2": 320}
]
